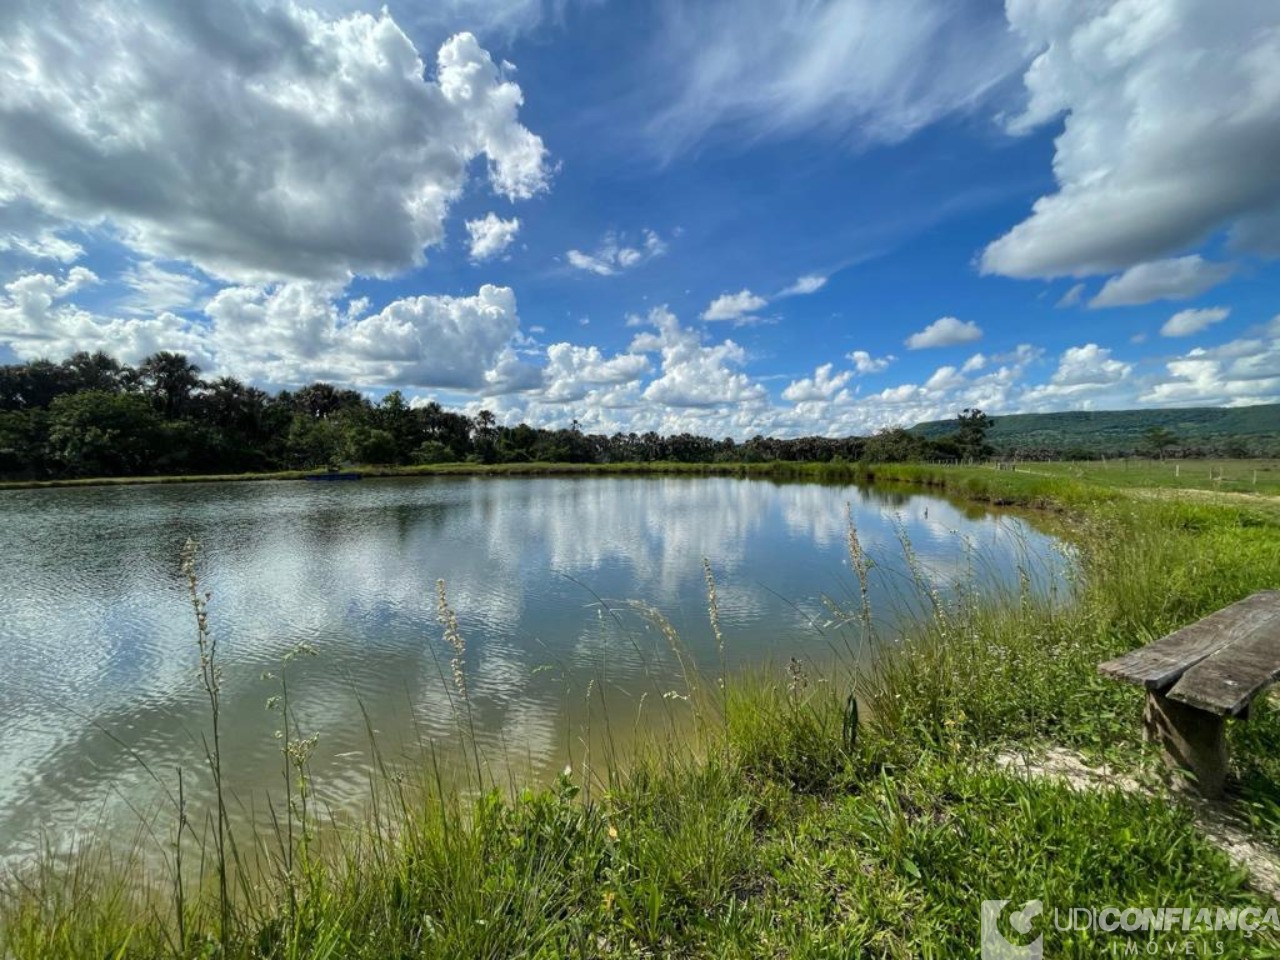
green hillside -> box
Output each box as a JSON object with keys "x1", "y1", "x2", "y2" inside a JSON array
[{"x1": 912, "y1": 404, "x2": 1280, "y2": 457}]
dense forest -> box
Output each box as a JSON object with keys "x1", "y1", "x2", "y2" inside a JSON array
[
  {"x1": 0, "y1": 351, "x2": 1002, "y2": 480},
  {"x1": 3, "y1": 351, "x2": 1270, "y2": 481},
  {"x1": 914, "y1": 405, "x2": 1280, "y2": 459}
]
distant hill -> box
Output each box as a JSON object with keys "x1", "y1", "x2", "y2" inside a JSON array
[{"x1": 912, "y1": 405, "x2": 1280, "y2": 457}]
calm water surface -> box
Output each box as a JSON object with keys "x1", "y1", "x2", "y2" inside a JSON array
[{"x1": 0, "y1": 475, "x2": 1064, "y2": 859}]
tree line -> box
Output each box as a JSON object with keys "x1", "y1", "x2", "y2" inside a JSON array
[{"x1": 0, "y1": 352, "x2": 994, "y2": 480}]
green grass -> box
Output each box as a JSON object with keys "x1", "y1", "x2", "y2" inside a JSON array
[
  {"x1": 4, "y1": 465, "x2": 1280, "y2": 958},
  {"x1": 1020, "y1": 458, "x2": 1280, "y2": 497}
]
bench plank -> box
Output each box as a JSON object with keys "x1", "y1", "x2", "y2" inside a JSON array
[
  {"x1": 1167, "y1": 607, "x2": 1280, "y2": 716},
  {"x1": 1098, "y1": 590, "x2": 1280, "y2": 690}
]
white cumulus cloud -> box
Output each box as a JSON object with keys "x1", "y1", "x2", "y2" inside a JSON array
[
  {"x1": 1021, "y1": 344, "x2": 1132, "y2": 403},
  {"x1": 924, "y1": 365, "x2": 966, "y2": 392},
  {"x1": 781, "y1": 363, "x2": 851, "y2": 403},
  {"x1": 0, "y1": 267, "x2": 209, "y2": 365},
  {"x1": 701, "y1": 289, "x2": 768, "y2": 322},
  {"x1": 1142, "y1": 325, "x2": 1280, "y2": 407},
  {"x1": 632, "y1": 307, "x2": 767, "y2": 409},
  {"x1": 0, "y1": 4, "x2": 549, "y2": 282},
  {"x1": 849, "y1": 350, "x2": 894, "y2": 374},
  {"x1": 540, "y1": 343, "x2": 650, "y2": 403},
  {"x1": 466, "y1": 213, "x2": 521, "y2": 262},
  {"x1": 983, "y1": 1, "x2": 1280, "y2": 278},
  {"x1": 905, "y1": 316, "x2": 982, "y2": 350},
  {"x1": 205, "y1": 283, "x2": 521, "y2": 389}
]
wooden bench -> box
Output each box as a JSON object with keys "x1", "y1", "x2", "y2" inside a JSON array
[{"x1": 1098, "y1": 590, "x2": 1280, "y2": 798}]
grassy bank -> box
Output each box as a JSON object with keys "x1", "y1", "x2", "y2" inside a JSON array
[
  {"x1": 0, "y1": 460, "x2": 861, "y2": 490},
  {"x1": 3, "y1": 456, "x2": 1277, "y2": 497},
  {"x1": 3, "y1": 466, "x2": 1280, "y2": 958},
  {"x1": 1025, "y1": 457, "x2": 1280, "y2": 497}
]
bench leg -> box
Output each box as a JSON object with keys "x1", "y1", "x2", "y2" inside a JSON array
[{"x1": 1143, "y1": 691, "x2": 1228, "y2": 799}]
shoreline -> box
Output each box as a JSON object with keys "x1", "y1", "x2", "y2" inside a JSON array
[
  {"x1": 0, "y1": 460, "x2": 818, "y2": 491},
  {"x1": 7, "y1": 457, "x2": 1273, "y2": 502},
  {"x1": 0, "y1": 457, "x2": 1103, "y2": 499}
]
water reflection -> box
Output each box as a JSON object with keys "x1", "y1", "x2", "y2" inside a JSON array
[{"x1": 0, "y1": 476, "x2": 1064, "y2": 859}]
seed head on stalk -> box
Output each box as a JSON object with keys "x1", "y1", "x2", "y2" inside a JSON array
[{"x1": 436, "y1": 579, "x2": 468, "y2": 701}]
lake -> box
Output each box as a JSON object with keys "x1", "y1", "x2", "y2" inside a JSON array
[{"x1": 0, "y1": 475, "x2": 1065, "y2": 860}]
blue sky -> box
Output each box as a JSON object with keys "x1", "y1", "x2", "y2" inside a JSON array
[{"x1": 0, "y1": 0, "x2": 1278, "y2": 437}]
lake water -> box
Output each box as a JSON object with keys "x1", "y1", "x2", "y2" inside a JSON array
[{"x1": 0, "y1": 475, "x2": 1064, "y2": 860}]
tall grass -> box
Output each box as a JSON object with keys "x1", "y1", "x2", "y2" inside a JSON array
[
  {"x1": 181, "y1": 538, "x2": 230, "y2": 945},
  {"x1": 3, "y1": 467, "x2": 1280, "y2": 957}
]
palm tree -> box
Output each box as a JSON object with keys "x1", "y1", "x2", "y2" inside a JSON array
[
  {"x1": 203, "y1": 376, "x2": 268, "y2": 436},
  {"x1": 139, "y1": 352, "x2": 202, "y2": 419},
  {"x1": 62, "y1": 351, "x2": 126, "y2": 394},
  {"x1": 293, "y1": 382, "x2": 361, "y2": 420}
]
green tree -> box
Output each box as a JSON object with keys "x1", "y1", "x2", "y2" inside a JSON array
[
  {"x1": 46, "y1": 391, "x2": 163, "y2": 476},
  {"x1": 62, "y1": 351, "x2": 129, "y2": 394},
  {"x1": 471, "y1": 409, "x2": 499, "y2": 463},
  {"x1": 0, "y1": 409, "x2": 49, "y2": 477},
  {"x1": 863, "y1": 426, "x2": 926, "y2": 462},
  {"x1": 412, "y1": 440, "x2": 454, "y2": 465},
  {"x1": 0, "y1": 358, "x2": 73, "y2": 410},
  {"x1": 154, "y1": 419, "x2": 232, "y2": 474},
  {"x1": 293, "y1": 382, "x2": 363, "y2": 421},
  {"x1": 1143, "y1": 426, "x2": 1179, "y2": 459},
  {"x1": 139, "y1": 352, "x2": 202, "y2": 419},
  {"x1": 953, "y1": 408, "x2": 994, "y2": 461},
  {"x1": 284, "y1": 414, "x2": 344, "y2": 468},
  {"x1": 500, "y1": 422, "x2": 540, "y2": 461},
  {"x1": 202, "y1": 376, "x2": 253, "y2": 430},
  {"x1": 374, "y1": 390, "x2": 418, "y2": 462},
  {"x1": 347, "y1": 428, "x2": 398, "y2": 465},
  {"x1": 416, "y1": 401, "x2": 472, "y2": 459}
]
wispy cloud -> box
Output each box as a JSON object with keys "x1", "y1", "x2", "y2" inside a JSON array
[
  {"x1": 1056, "y1": 283, "x2": 1085, "y2": 308},
  {"x1": 566, "y1": 229, "x2": 666, "y2": 276},
  {"x1": 1161, "y1": 307, "x2": 1230, "y2": 338},
  {"x1": 1089, "y1": 257, "x2": 1237, "y2": 308},
  {"x1": 644, "y1": 0, "x2": 1022, "y2": 158},
  {"x1": 778, "y1": 274, "x2": 827, "y2": 297}
]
